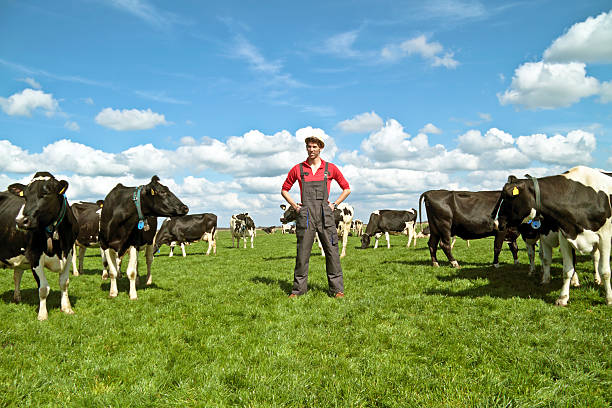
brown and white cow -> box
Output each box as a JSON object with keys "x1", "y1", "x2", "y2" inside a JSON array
[
  {"x1": 494, "y1": 166, "x2": 612, "y2": 306},
  {"x1": 1, "y1": 173, "x2": 79, "y2": 320},
  {"x1": 99, "y1": 176, "x2": 188, "y2": 300}
]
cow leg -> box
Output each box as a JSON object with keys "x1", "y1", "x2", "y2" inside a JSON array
[
  {"x1": 374, "y1": 233, "x2": 379, "y2": 249},
  {"x1": 78, "y1": 245, "x2": 86, "y2": 276},
  {"x1": 101, "y1": 248, "x2": 109, "y2": 279},
  {"x1": 32, "y1": 256, "x2": 50, "y2": 321},
  {"x1": 439, "y1": 237, "x2": 459, "y2": 268},
  {"x1": 428, "y1": 235, "x2": 440, "y2": 267},
  {"x1": 466, "y1": 240, "x2": 470, "y2": 248},
  {"x1": 145, "y1": 244, "x2": 154, "y2": 286},
  {"x1": 243, "y1": 234, "x2": 247, "y2": 249},
  {"x1": 507, "y1": 240, "x2": 519, "y2": 265},
  {"x1": 555, "y1": 235, "x2": 576, "y2": 306},
  {"x1": 72, "y1": 243, "x2": 78, "y2": 276},
  {"x1": 59, "y1": 252, "x2": 74, "y2": 315},
  {"x1": 13, "y1": 269, "x2": 23, "y2": 303},
  {"x1": 385, "y1": 232, "x2": 390, "y2": 249},
  {"x1": 592, "y1": 248, "x2": 602, "y2": 285},
  {"x1": 450, "y1": 236, "x2": 456, "y2": 250},
  {"x1": 539, "y1": 238, "x2": 553, "y2": 284},
  {"x1": 492, "y1": 233, "x2": 504, "y2": 268},
  {"x1": 126, "y1": 246, "x2": 139, "y2": 300},
  {"x1": 315, "y1": 232, "x2": 325, "y2": 256},
  {"x1": 168, "y1": 242, "x2": 174, "y2": 257},
  {"x1": 206, "y1": 234, "x2": 213, "y2": 256},
  {"x1": 250, "y1": 231, "x2": 254, "y2": 249},
  {"x1": 105, "y1": 248, "x2": 120, "y2": 298},
  {"x1": 525, "y1": 240, "x2": 536, "y2": 276},
  {"x1": 181, "y1": 243, "x2": 186, "y2": 257},
  {"x1": 340, "y1": 225, "x2": 349, "y2": 258}
]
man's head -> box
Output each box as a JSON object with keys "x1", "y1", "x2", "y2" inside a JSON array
[{"x1": 305, "y1": 135, "x2": 324, "y2": 160}]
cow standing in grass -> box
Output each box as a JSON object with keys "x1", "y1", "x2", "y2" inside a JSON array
[
  {"x1": 99, "y1": 176, "x2": 188, "y2": 300},
  {"x1": 361, "y1": 209, "x2": 417, "y2": 249},
  {"x1": 420, "y1": 190, "x2": 519, "y2": 268},
  {"x1": 231, "y1": 213, "x2": 255, "y2": 248},
  {"x1": 0, "y1": 173, "x2": 79, "y2": 320},
  {"x1": 154, "y1": 213, "x2": 217, "y2": 256},
  {"x1": 494, "y1": 166, "x2": 612, "y2": 306},
  {"x1": 70, "y1": 200, "x2": 108, "y2": 276}
]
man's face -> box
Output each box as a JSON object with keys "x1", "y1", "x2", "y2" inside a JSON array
[{"x1": 306, "y1": 142, "x2": 321, "y2": 159}]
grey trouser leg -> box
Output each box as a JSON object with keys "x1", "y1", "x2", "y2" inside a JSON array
[
  {"x1": 317, "y1": 225, "x2": 344, "y2": 294},
  {"x1": 292, "y1": 225, "x2": 316, "y2": 295}
]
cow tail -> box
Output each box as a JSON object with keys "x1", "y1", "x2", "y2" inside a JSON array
[
  {"x1": 490, "y1": 193, "x2": 503, "y2": 220},
  {"x1": 418, "y1": 192, "x2": 425, "y2": 234}
]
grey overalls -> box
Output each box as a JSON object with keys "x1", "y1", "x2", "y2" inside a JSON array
[{"x1": 292, "y1": 162, "x2": 344, "y2": 296}]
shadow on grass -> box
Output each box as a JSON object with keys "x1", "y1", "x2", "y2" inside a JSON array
[
  {"x1": 250, "y1": 276, "x2": 329, "y2": 295},
  {"x1": 0, "y1": 288, "x2": 79, "y2": 308},
  {"x1": 263, "y1": 256, "x2": 295, "y2": 261},
  {"x1": 426, "y1": 264, "x2": 567, "y2": 301}
]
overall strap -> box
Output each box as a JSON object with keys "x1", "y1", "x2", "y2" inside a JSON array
[
  {"x1": 299, "y1": 163, "x2": 308, "y2": 203},
  {"x1": 322, "y1": 162, "x2": 330, "y2": 200}
]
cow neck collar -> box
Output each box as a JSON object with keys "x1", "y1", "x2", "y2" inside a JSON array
[
  {"x1": 530, "y1": 176, "x2": 542, "y2": 216},
  {"x1": 132, "y1": 186, "x2": 146, "y2": 230},
  {"x1": 46, "y1": 195, "x2": 68, "y2": 235}
]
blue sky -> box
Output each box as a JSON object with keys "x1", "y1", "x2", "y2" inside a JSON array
[{"x1": 1, "y1": 0, "x2": 611, "y2": 225}]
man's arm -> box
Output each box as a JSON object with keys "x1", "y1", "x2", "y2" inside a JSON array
[
  {"x1": 329, "y1": 188, "x2": 351, "y2": 211},
  {"x1": 281, "y1": 189, "x2": 301, "y2": 212}
]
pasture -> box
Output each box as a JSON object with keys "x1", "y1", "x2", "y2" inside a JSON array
[{"x1": 0, "y1": 231, "x2": 610, "y2": 407}]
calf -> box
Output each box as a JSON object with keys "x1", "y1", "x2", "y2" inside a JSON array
[
  {"x1": 231, "y1": 213, "x2": 255, "y2": 248},
  {"x1": 495, "y1": 166, "x2": 612, "y2": 306},
  {"x1": 99, "y1": 176, "x2": 188, "y2": 299},
  {"x1": 361, "y1": 209, "x2": 417, "y2": 249},
  {"x1": 420, "y1": 190, "x2": 519, "y2": 268},
  {"x1": 1, "y1": 172, "x2": 79, "y2": 320},
  {"x1": 154, "y1": 213, "x2": 217, "y2": 256}
]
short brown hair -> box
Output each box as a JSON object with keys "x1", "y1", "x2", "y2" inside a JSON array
[{"x1": 304, "y1": 135, "x2": 325, "y2": 148}]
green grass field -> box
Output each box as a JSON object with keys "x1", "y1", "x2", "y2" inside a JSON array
[{"x1": 0, "y1": 231, "x2": 610, "y2": 407}]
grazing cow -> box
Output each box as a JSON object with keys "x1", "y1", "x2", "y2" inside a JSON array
[
  {"x1": 494, "y1": 166, "x2": 612, "y2": 306},
  {"x1": 420, "y1": 190, "x2": 519, "y2": 268},
  {"x1": 231, "y1": 213, "x2": 255, "y2": 248},
  {"x1": 262, "y1": 226, "x2": 277, "y2": 234},
  {"x1": 1, "y1": 172, "x2": 79, "y2": 320},
  {"x1": 99, "y1": 176, "x2": 188, "y2": 300},
  {"x1": 281, "y1": 223, "x2": 293, "y2": 234},
  {"x1": 361, "y1": 209, "x2": 418, "y2": 249},
  {"x1": 153, "y1": 213, "x2": 217, "y2": 256},
  {"x1": 70, "y1": 200, "x2": 107, "y2": 276},
  {"x1": 351, "y1": 219, "x2": 364, "y2": 237},
  {"x1": 281, "y1": 203, "x2": 354, "y2": 257}
]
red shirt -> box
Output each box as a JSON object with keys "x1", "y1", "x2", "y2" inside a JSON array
[{"x1": 282, "y1": 159, "x2": 350, "y2": 197}]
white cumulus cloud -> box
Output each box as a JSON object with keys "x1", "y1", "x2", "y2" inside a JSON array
[
  {"x1": 419, "y1": 123, "x2": 442, "y2": 134},
  {"x1": 337, "y1": 111, "x2": 383, "y2": 133},
  {"x1": 381, "y1": 35, "x2": 458, "y2": 68},
  {"x1": 516, "y1": 130, "x2": 596, "y2": 165},
  {"x1": 0, "y1": 88, "x2": 59, "y2": 117},
  {"x1": 95, "y1": 107, "x2": 169, "y2": 131},
  {"x1": 457, "y1": 128, "x2": 514, "y2": 154},
  {"x1": 498, "y1": 62, "x2": 600, "y2": 109},
  {"x1": 544, "y1": 10, "x2": 612, "y2": 63}
]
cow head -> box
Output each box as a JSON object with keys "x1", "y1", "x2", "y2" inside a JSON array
[
  {"x1": 360, "y1": 234, "x2": 371, "y2": 249},
  {"x1": 141, "y1": 175, "x2": 189, "y2": 217},
  {"x1": 11, "y1": 172, "x2": 69, "y2": 230},
  {"x1": 280, "y1": 204, "x2": 298, "y2": 224},
  {"x1": 495, "y1": 175, "x2": 537, "y2": 231}
]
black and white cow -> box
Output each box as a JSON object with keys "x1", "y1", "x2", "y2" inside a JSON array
[
  {"x1": 0, "y1": 172, "x2": 79, "y2": 320},
  {"x1": 70, "y1": 200, "x2": 107, "y2": 276},
  {"x1": 153, "y1": 213, "x2": 217, "y2": 256},
  {"x1": 262, "y1": 226, "x2": 276, "y2": 234},
  {"x1": 494, "y1": 166, "x2": 612, "y2": 306},
  {"x1": 360, "y1": 209, "x2": 418, "y2": 249},
  {"x1": 419, "y1": 190, "x2": 519, "y2": 268},
  {"x1": 230, "y1": 213, "x2": 256, "y2": 248},
  {"x1": 99, "y1": 176, "x2": 188, "y2": 300},
  {"x1": 351, "y1": 219, "x2": 364, "y2": 237},
  {"x1": 280, "y1": 203, "x2": 354, "y2": 258}
]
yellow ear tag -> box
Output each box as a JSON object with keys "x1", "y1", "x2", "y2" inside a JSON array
[
  {"x1": 151, "y1": 189, "x2": 155, "y2": 196},
  {"x1": 19, "y1": 191, "x2": 23, "y2": 197},
  {"x1": 512, "y1": 186, "x2": 519, "y2": 196},
  {"x1": 100, "y1": 204, "x2": 103, "y2": 208},
  {"x1": 59, "y1": 186, "x2": 67, "y2": 194}
]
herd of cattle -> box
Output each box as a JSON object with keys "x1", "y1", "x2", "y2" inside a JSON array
[{"x1": 1, "y1": 165, "x2": 611, "y2": 320}]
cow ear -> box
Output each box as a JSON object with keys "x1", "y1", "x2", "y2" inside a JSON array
[
  {"x1": 58, "y1": 180, "x2": 69, "y2": 195},
  {"x1": 96, "y1": 200, "x2": 104, "y2": 208},
  {"x1": 151, "y1": 175, "x2": 160, "y2": 183},
  {"x1": 280, "y1": 204, "x2": 286, "y2": 210},
  {"x1": 8, "y1": 183, "x2": 25, "y2": 197},
  {"x1": 507, "y1": 175, "x2": 518, "y2": 183}
]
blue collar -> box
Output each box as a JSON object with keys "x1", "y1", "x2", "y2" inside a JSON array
[
  {"x1": 132, "y1": 186, "x2": 146, "y2": 230},
  {"x1": 46, "y1": 195, "x2": 68, "y2": 235}
]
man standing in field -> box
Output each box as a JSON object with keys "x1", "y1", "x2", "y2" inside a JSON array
[{"x1": 281, "y1": 135, "x2": 351, "y2": 298}]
